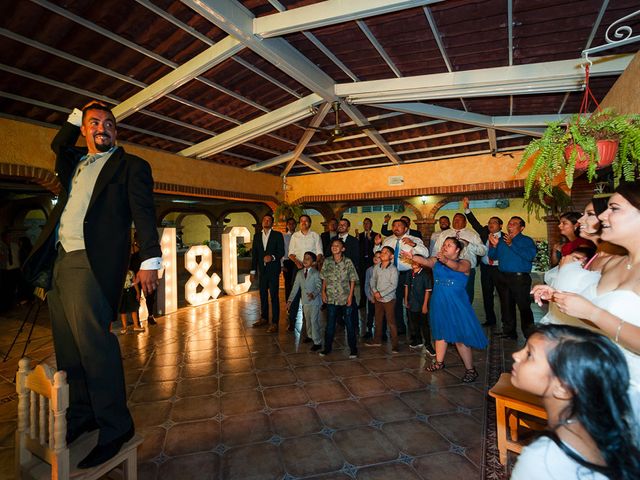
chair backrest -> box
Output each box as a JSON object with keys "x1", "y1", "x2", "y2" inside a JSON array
[{"x1": 16, "y1": 357, "x2": 70, "y2": 479}]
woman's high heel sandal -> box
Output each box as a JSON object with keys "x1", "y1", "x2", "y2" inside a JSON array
[
  {"x1": 425, "y1": 361, "x2": 445, "y2": 372},
  {"x1": 462, "y1": 367, "x2": 478, "y2": 383}
]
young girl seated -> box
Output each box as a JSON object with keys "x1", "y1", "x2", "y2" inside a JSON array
[{"x1": 510, "y1": 324, "x2": 640, "y2": 479}]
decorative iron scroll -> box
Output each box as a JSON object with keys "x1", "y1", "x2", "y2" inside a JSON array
[{"x1": 583, "y1": 10, "x2": 640, "y2": 57}]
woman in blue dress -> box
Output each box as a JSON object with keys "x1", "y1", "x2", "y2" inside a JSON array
[{"x1": 403, "y1": 237, "x2": 488, "y2": 383}]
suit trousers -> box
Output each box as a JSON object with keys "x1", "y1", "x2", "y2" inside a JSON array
[
  {"x1": 287, "y1": 264, "x2": 301, "y2": 327},
  {"x1": 479, "y1": 263, "x2": 499, "y2": 324},
  {"x1": 395, "y1": 271, "x2": 409, "y2": 334},
  {"x1": 259, "y1": 270, "x2": 280, "y2": 325},
  {"x1": 302, "y1": 304, "x2": 323, "y2": 345},
  {"x1": 282, "y1": 259, "x2": 296, "y2": 299},
  {"x1": 47, "y1": 247, "x2": 133, "y2": 444},
  {"x1": 495, "y1": 271, "x2": 534, "y2": 337},
  {"x1": 408, "y1": 310, "x2": 431, "y2": 346}
]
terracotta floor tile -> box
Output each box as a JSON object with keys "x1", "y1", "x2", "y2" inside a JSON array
[
  {"x1": 222, "y1": 443, "x2": 284, "y2": 480},
  {"x1": 400, "y1": 390, "x2": 457, "y2": 416},
  {"x1": 130, "y1": 401, "x2": 172, "y2": 429},
  {"x1": 137, "y1": 426, "x2": 166, "y2": 462},
  {"x1": 316, "y1": 400, "x2": 372, "y2": 429},
  {"x1": 253, "y1": 354, "x2": 289, "y2": 370},
  {"x1": 219, "y1": 346, "x2": 251, "y2": 359},
  {"x1": 294, "y1": 364, "x2": 335, "y2": 382},
  {"x1": 219, "y1": 358, "x2": 253, "y2": 374},
  {"x1": 177, "y1": 376, "x2": 219, "y2": 398},
  {"x1": 220, "y1": 372, "x2": 259, "y2": 392},
  {"x1": 250, "y1": 343, "x2": 282, "y2": 356},
  {"x1": 305, "y1": 379, "x2": 352, "y2": 403},
  {"x1": 124, "y1": 368, "x2": 143, "y2": 385},
  {"x1": 171, "y1": 394, "x2": 219, "y2": 422},
  {"x1": 137, "y1": 460, "x2": 158, "y2": 480},
  {"x1": 0, "y1": 421, "x2": 15, "y2": 448},
  {"x1": 357, "y1": 462, "x2": 422, "y2": 479},
  {"x1": 328, "y1": 360, "x2": 370, "y2": 378},
  {"x1": 359, "y1": 395, "x2": 416, "y2": 422},
  {"x1": 185, "y1": 340, "x2": 217, "y2": 352},
  {"x1": 140, "y1": 365, "x2": 180, "y2": 383},
  {"x1": 270, "y1": 406, "x2": 323, "y2": 438},
  {"x1": 257, "y1": 368, "x2": 297, "y2": 387},
  {"x1": 164, "y1": 419, "x2": 220, "y2": 456},
  {"x1": 414, "y1": 452, "x2": 480, "y2": 479},
  {"x1": 220, "y1": 390, "x2": 265, "y2": 416},
  {"x1": 378, "y1": 372, "x2": 424, "y2": 392},
  {"x1": 181, "y1": 361, "x2": 218, "y2": 378},
  {"x1": 342, "y1": 376, "x2": 389, "y2": 398},
  {"x1": 221, "y1": 412, "x2": 272, "y2": 446},
  {"x1": 158, "y1": 452, "x2": 220, "y2": 480},
  {"x1": 280, "y1": 434, "x2": 344, "y2": 477},
  {"x1": 438, "y1": 385, "x2": 485, "y2": 409},
  {"x1": 382, "y1": 420, "x2": 450, "y2": 456},
  {"x1": 360, "y1": 357, "x2": 407, "y2": 373},
  {"x1": 429, "y1": 413, "x2": 483, "y2": 448},
  {"x1": 263, "y1": 385, "x2": 309, "y2": 409},
  {"x1": 287, "y1": 352, "x2": 323, "y2": 366},
  {"x1": 184, "y1": 349, "x2": 218, "y2": 364},
  {"x1": 332, "y1": 426, "x2": 399, "y2": 466},
  {"x1": 130, "y1": 381, "x2": 177, "y2": 403},
  {"x1": 148, "y1": 352, "x2": 182, "y2": 367}
]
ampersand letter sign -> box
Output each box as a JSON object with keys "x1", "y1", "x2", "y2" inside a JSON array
[{"x1": 184, "y1": 244, "x2": 221, "y2": 306}]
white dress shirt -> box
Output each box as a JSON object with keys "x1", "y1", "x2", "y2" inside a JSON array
[
  {"x1": 434, "y1": 228, "x2": 488, "y2": 268},
  {"x1": 288, "y1": 230, "x2": 322, "y2": 260},
  {"x1": 374, "y1": 234, "x2": 428, "y2": 272}
]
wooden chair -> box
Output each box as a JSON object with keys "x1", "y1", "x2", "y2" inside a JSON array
[
  {"x1": 488, "y1": 372, "x2": 548, "y2": 465},
  {"x1": 15, "y1": 357, "x2": 142, "y2": 480}
]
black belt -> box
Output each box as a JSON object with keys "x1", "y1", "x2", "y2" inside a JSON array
[{"x1": 501, "y1": 271, "x2": 529, "y2": 276}]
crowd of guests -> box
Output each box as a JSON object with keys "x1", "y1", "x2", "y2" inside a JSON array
[
  {"x1": 251, "y1": 210, "x2": 490, "y2": 383},
  {"x1": 249, "y1": 181, "x2": 640, "y2": 478}
]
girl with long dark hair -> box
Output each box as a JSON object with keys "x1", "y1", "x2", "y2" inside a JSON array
[{"x1": 510, "y1": 324, "x2": 640, "y2": 480}]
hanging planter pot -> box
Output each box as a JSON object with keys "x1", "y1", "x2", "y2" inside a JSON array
[{"x1": 564, "y1": 139, "x2": 619, "y2": 171}]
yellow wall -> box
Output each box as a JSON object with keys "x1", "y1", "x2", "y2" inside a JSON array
[
  {"x1": 601, "y1": 52, "x2": 640, "y2": 115},
  {"x1": 0, "y1": 117, "x2": 281, "y2": 201}
]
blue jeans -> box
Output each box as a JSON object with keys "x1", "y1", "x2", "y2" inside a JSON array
[{"x1": 325, "y1": 303, "x2": 357, "y2": 355}]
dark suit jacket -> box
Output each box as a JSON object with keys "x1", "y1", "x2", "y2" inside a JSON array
[
  {"x1": 465, "y1": 210, "x2": 490, "y2": 243},
  {"x1": 251, "y1": 229, "x2": 284, "y2": 278},
  {"x1": 358, "y1": 230, "x2": 378, "y2": 271},
  {"x1": 320, "y1": 231, "x2": 338, "y2": 258},
  {"x1": 339, "y1": 234, "x2": 360, "y2": 276},
  {"x1": 24, "y1": 122, "x2": 161, "y2": 310},
  {"x1": 380, "y1": 223, "x2": 422, "y2": 239}
]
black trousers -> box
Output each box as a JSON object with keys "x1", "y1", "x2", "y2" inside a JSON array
[
  {"x1": 479, "y1": 263, "x2": 499, "y2": 324},
  {"x1": 465, "y1": 267, "x2": 476, "y2": 304},
  {"x1": 408, "y1": 310, "x2": 431, "y2": 346},
  {"x1": 287, "y1": 264, "x2": 301, "y2": 326},
  {"x1": 395, "y1": 270, "x2": 409, "y2": 334},
  {"x1": 495, "y1": 271, "x2": 534, "y2": 337},
  {"x1": 282, "y1": 259, "x2": 296, "y2": 299},
  {"x1": 47, "y1": 248, "x2": 132, "y2": 444},
  {"x1": 259, "y1": 270, "x2": 280, "y2": 325}
]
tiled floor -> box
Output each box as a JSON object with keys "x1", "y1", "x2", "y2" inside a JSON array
[{"x1": 0, "y1": 285, "x2": 513, "y2": 480}]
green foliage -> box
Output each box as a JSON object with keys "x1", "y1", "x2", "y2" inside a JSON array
[
  {"x1": 517, "y1": 109, "x2": 640, "y2": 215},
  {"x1": 274, "y1": 202, "x2": 304, "y2": 222},
  {"x1": 522, "y1": 185, "x2": 571, "y2": 221},
  {"x1": 533, "y1": 240, "x2": 550, "y2": 273}
]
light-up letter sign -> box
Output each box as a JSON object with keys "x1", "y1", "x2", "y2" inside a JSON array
[
  {"x1": 221, "y1": 226, "x2": 252, "y2": 296},
  {"x1": 184, "y1": 245, "x2": 221, "y2": 306},
  {"x1": 156, "y1": 227, "x2": 178, "y2": 316}
]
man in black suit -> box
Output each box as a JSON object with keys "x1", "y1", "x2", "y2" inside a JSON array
[
  {"x1": 24, "y1": 101, "x2": 161, "y2": 468},
  {"x1": 380, "y1": 214, "x2": 422, "y2": 239},
  {"x1": 357, "y1": 217, "x2": 377, "y2": 337},
  {"x1": 251, "y1": 213, "x2": 285, "y2": 333},
  {"x1": 463, "y1": 197, "x2": 503, "y2": 326},
  {"x1": 320, "y1": 218, "x2": 338, "y2": 258}
]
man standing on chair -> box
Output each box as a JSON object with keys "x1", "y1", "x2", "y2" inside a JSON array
[{"x1": 24, "y1": 101, "x2": 161, "y2": 468}]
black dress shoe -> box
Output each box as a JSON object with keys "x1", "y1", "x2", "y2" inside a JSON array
[
  {"x1": 78, "y1": 426, "x2": 135, "y2": 469},
  {"x1": 66, "y1": 419, "x2": 99, "y2": 444},
  {"x1": 147, "y1": 315, "x2": 157, "y2": 326}
]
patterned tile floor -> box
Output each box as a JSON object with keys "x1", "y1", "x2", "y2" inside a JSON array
[{"x1": 0, "y1": 279, "x2": 542, "y2": 479}]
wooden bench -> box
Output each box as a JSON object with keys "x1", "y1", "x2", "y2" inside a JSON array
[{"x1": 488, "y1": 372, "x2": 547, "y2": 465}]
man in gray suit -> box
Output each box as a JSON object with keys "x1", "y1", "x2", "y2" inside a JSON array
[{"x1": 24, "y1": 101, "x2": 161, "y2": 468}]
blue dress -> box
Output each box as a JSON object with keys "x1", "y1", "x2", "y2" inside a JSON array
[{"x1": 430, "y1": 262, "x2": 488, "y2": 349}]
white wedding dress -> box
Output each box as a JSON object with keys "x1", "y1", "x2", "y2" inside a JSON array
[
  {"x1": 540, "y1": 262, "x2": 601, "y2": 329},
  {"x1": 592, "y1": 289, "x2": 640, "y2": 436}
]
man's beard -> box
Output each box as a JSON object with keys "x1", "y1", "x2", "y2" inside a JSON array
[{"x1": 95, "y1": 142, "x2": 112, "y2": 153}]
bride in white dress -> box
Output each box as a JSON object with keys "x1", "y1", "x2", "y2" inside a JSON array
[{"x1": 548, "y1": 182, "x2": 640, "y2": 433}]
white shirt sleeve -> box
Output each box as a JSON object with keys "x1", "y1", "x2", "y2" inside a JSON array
[
  {"x1": 67, "y1": 108, "x2": 83, "y2": 127},
  {"x1": 313, "y1": 232, "x2": 323, "y2": 256},
  {"x1": 140, "y1": 257, "x2": 162, "y2": 270}
]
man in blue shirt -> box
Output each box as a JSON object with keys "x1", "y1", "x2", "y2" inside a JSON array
[{"x1": 488, "y1": 216, "x2": 537, "y2": 340}]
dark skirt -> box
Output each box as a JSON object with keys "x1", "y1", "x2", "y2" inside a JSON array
[{"x1": 119, "y1": 287, "x2": 139, "y2": 314}]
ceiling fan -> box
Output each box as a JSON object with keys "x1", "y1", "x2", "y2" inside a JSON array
[{"x1": 307, "y1": 101, "x2": 380, "y2": 145}]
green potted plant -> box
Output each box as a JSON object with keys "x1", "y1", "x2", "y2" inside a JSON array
[
  {"x1": 517, "y1": 109, "x2": 640, "y2": 206},
  {"x1": 522, "y1": 185, "x2": 572, "y2": 220},
  {"x1": 274, "y1": 202, "x2": 304, "y2": 223}
]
